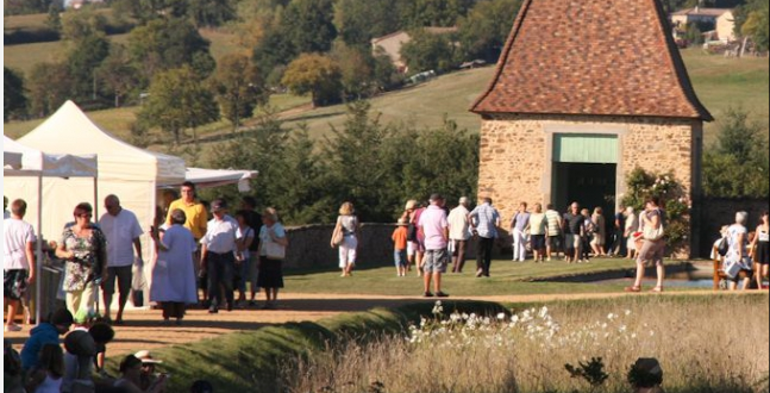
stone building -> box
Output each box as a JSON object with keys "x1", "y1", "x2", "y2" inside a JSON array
[{"x1": 470, "y1": 0, "x2": 713, "y2": 256}]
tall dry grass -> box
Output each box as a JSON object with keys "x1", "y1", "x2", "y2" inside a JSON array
[{"x1": 282, "y1": 295, "x2": 769, "y2": 393}]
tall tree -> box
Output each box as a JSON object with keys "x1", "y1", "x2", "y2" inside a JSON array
[
  {"x1": 97, "y1": 44, "x2": 140, "y2": 107},
  {"x1": 281, "y1": 53, "x2": 342, "y2": 107},
  {"x1": 400, "y1": 29, "x2": 458, "y2": 73},
  {"x1": 212, "y1": 53, "x2": 268, "y2": 131},
  {"x1": 60, "y1": 7, "x2": 108, "y2": 42},
  {"x1": 330, "y1": 42, "x2": 375, "y2": 98},
  {"x1": 27, "y1": 62, "x2": 72, "y2": 118},
  {"x1": 66, "y1": 34, "x2": 111, "y2": 100},
  {"x1": 128, "y1": 17, "x2": 216, "y2": 85},
  {"x1": 333, "y1": 0, "x2": 402, "y2": 47},
  {"x1": 187, "y1": 0, "x2": 236, "y2": 27},
  {"x1": 703, "y1": 107, "x2": 769, "y2": 198},
  {"x1": 139, "y1": 66, "x2": 220, "y2": 144},
  {"x1": 4, "y1": 67, "x2": 27, "y2": 122},
  {"x1": 281, "y1": 0, "x2": 337, "y2": 54},
  {"x1": 322, "y1": 101, "x2": 394, "y2": 221},
  {"x1": 458, "y1": 0, "x2": 522, "y2": 62}
]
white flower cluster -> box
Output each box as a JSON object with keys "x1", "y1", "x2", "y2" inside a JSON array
[{"x1": 408, "y1": 303, "x2": 654, "y2": 353}]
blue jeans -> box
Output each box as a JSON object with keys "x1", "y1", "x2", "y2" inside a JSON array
[
  {"x1": 207, "y1": 252, "x2": 235, "y2": 309},
  {"x1": 394, "y1": 250, "x2": 407, "y2": 268}
]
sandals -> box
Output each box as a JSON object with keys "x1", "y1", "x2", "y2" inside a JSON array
[
  {"x1": 650, "y1": 286, "x2": 664, "y2": 293},
  {"x1": 624, "y1": 286, "x2": 642, "y2": 293}
]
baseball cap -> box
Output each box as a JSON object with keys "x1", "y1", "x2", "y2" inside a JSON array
[{"x1": 210, "y1": 199, "x2": 227, "y2": 213}]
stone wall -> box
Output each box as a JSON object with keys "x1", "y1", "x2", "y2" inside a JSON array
[
  {"x1": 478, "y1": 113, "x2": 701, "y2": 255},
  {"x1": 698, "y1": 198, "x2": 769, "y2": 258},
  {"x1": 283, "y1": 223, "x2": 398, "y2": 270}
]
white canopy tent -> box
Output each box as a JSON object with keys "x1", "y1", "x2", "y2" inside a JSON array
[
  {"x1": 3, "y1": 136, "x2": 98, "y2": 323},
  {"x1": 13, "y1": 101, "x2": 187, "y2": 264},
  {"x1": 4, "y1": 151, "x2": 23, "y2": 170},
  {"x1": 182, "y1": 168, "x2": 259, "y2": 192}
]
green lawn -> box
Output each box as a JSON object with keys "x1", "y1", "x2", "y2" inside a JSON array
[{"x1": 284, "y1": 258, "x2": 698, "y2": 297}]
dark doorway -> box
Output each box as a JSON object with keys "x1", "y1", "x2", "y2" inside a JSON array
[{"x1": 553, "y1": 163, "x2": 617, "y2": 222}]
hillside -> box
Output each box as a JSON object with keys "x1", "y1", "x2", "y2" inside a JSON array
[{"x1": 5, "y1": 32, "x2": 768, "y2": 164}]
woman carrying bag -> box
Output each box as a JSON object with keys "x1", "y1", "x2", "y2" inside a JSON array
[{"x1": 257, "y1": 208, "x2": 288, "y2": 310}]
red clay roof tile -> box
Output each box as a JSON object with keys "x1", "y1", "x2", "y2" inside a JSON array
[{"x1": 470, "y1": 0, "x2": 713, "y2": 121}]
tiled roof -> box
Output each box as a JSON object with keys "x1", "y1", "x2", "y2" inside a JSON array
[{"x1": 471, "y1": 0, "x2": 713, "y2": 121}]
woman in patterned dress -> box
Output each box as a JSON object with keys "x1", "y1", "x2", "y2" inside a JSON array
[{"x1": 55, "y1": 203, "x2": 107, "y2": 316}]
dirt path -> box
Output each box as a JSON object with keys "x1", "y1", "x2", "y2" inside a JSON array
[{"x1": 4, "y1": 290, "x2": 755, "y2": 356}]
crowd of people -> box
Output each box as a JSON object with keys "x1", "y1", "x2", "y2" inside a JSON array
[
  {"x1": 711, "y1": 210, "x2": 770, "y2": 290},
  {"x1": 3, "y1": 181, "x2": 289, "y2": 334},
  {"x1": 4, "y1": 307, "x2": 214, "y2": 392}
]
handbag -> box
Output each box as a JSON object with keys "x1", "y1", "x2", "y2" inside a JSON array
[
  {"x1": 643, "y1": 211, "x2": 665, "y2": 241},
  {"x1": 331, "y1": 229, "x2": 344, "y2": 247},
  {"x1": 724, "y1": 256, "x2": 752, "y2": 279},
  {"x1": 265, "y1": 240, "x2": 286, "y2": 260}
]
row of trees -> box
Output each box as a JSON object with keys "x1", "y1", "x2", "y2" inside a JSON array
[{"x1": 207, "y1": 101, "x2": 480, "y2": 225}]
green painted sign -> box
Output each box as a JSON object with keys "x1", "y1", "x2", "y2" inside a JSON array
[{"x1": 553, "y1": 134, "x2": 618, "y2": 164}]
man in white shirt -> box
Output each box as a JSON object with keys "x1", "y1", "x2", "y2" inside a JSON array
[
  {"x1": 98, "y1": 195, "x2": 143, "y2": 324},
  {"x1": 447, "y1": 197, "x2": 471, "y2": 273},
  {"x1": 3, "y1": 199, "x2": 36, "y2": 332},
  {"x1": 200, "y1": 199, "x2": 241, "y2": 313}
]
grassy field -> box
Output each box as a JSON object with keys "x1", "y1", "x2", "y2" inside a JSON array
[
  {"x1": 284, "y1": 258, "x2": 701, "y2": 297},
  {"x1": 286, "y1": 295, "x2": 769, "y2": 393}
]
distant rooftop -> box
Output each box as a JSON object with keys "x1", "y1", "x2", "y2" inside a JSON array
[{"x1": 671, "y1": 7, "x2": 732, "y2": 17}]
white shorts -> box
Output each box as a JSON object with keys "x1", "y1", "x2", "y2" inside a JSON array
[
  {"x1": 339, "y1": 235, "x2": 358, "y2": 268},
  {"x1": 407, "y1": 241, "x2": 418, "y2": 257}
]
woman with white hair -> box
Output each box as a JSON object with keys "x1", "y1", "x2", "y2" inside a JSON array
[
  {"x1": 725, "y1": 211, "x2": 753, "y2": 290},
  {"x1": 258, "y1": 208, "x2": 288, "y2": 309},
  {"x1": 624, "y1": 206, "x2": 638, "y2": 260}
]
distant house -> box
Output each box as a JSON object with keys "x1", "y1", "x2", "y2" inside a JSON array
[
  {"x1": 371, "y1": 27, "x2": 458, "y2": 73},
  {"x1": 65, "y1": 0, "x2": 105, "y2": 9},
  {"x1": 671, "y1": 7, "x2": 736, "y2": 42}
]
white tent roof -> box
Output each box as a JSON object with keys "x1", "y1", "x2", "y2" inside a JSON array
[
  {"x1": 182, "y1": 167, "x2": 258, "y2": 192},
  {"x1": 18, "y1": 100, "x2": 186, "y2": 184},
  {"x1": 3, "y1": 136, "x2": 98, "y2": 177},
  {"x1": 4, "y1": 150, "x2": 23, "y2": 170}
]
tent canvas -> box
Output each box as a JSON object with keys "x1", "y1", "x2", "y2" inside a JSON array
[
  {"x1": 13, "y1": 101, "x2": 186, "y2": 263},
  {"x1": 3, "y1": 136, "x2": 98, "y2": 323},
  {"x1": 8, "y1": 101, "x2": 186, "y2": 311},
  {"x1": 4, "y1": 151, "x2": 23, "y2": 170},
  {"x1": 181, "y1": 168, "x2": 258, "y2": 192}
]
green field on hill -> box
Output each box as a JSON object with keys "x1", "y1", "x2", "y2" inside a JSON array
[{"x1": 5, "y1": 12, "x2": 768, "y2": 162}]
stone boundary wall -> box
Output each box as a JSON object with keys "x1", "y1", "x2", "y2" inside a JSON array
[
  {"x1": 283, "y1": 223, "x2": 397, "y2": 270},
  {"x1": 699, "y1": 197, "x2": 769, "y2": 258},
  {"x1": 283, "y1": 223, "x2": 501, "y2": 269}
]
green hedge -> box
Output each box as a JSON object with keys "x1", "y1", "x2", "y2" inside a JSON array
[{"x1": 103, "y1": 301, "x2": 507, "y2": 392}]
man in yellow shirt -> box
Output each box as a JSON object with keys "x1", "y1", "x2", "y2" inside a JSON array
[{"x1": 165, "y1": 182, "x2": 208, "y2": 241}]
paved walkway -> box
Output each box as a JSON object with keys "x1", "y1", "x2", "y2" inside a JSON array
[{"x1": 4, "y1": 290, "x2": 757, "y2": 356}]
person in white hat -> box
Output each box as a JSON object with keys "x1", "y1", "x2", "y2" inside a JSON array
[{"x1": 134, "y1": 350, "x2": 164, "y2": 391}]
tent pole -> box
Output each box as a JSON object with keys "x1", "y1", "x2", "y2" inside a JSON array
[{"x1": 35, "y1": 175, "x2": 43, "y2": 325}]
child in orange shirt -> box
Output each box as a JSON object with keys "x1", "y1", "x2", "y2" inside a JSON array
[{"x1": 392, "y1": 219, "x2": 409, "y2": 277}]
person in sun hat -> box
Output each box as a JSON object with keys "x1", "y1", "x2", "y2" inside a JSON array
[{"x1": 133, "y1": 350, "x2": 165, "y2": 392}]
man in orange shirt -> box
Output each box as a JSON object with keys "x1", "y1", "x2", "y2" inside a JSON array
[{"x1": 391, "y1": 218, "x2": 409, "y2": 277}]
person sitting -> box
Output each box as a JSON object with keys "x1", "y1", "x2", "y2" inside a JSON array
[
  {"x1": 4, "y1": 339, "x2": 25, "y2": 393},
  {"x1": 25, "y1": 344, "x2": 64, "y2": 393},
  {"x1": 89, "y1": 322, "x2": 115, "y2": 377},
  {"x1": 113, "y1": 355, "x2": 167, "y2": 393},
  {"x1": 20, "y1": 309, "x2": 74, "y2": 373}
]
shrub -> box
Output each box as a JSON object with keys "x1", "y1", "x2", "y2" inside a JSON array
[{"x1": 621, "y1": 168, "x2": 690, "y2": 253}]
